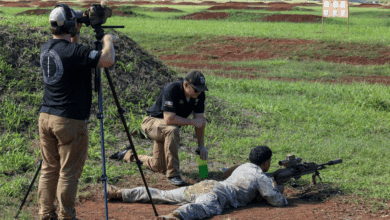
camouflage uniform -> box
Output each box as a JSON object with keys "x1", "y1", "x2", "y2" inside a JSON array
[{"x1": 121, "y1": 163, "x2": 287, "y2": 220}]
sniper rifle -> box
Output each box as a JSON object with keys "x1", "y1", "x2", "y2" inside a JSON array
[{"x1": 267, "y1": 154, "x2": 342, "y2": 188}]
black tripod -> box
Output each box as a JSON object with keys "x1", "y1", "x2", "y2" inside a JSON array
[{"x1": 92, "y1": 25, "x2": 159, "y2": 220}]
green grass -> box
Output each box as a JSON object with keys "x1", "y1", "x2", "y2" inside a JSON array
[
  {"x1": 203, "y1": 74, "x2": 390, "y2": 199},
  {"x1": 206, "y1": 59, "x2": 390, "y2": 79}
]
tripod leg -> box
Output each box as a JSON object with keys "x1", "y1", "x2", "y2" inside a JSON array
[
  {"x1": 14, "y1": 160, "x2": 43, "y2": 219},
  {"x1": 103, "y1": 68, "x2": 159, "y2": 217},
  {"x1": 96, "y1": 67, "x2": 109, "y2": 220}
]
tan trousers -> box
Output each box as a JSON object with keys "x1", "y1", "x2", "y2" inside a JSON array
[
  {"x1": 38, "y1": 113, "x2": 89, "y2": 220},
  {"x1": 124, "y1": 116, "x2": 180, "y2": 178}
]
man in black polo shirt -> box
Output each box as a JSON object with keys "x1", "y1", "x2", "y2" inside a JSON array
[
  {"x1": 38, "y1": 4, "x2": 117, "y2": 220},
  {"x1": 112, "y1": 70, "x2": 208, "y2": 186}
]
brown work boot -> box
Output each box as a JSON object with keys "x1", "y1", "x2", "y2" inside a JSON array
[
  {"x1": 123, "y1": 150, "x2": 135, "y2": 163},
  {"x1": 38, "y1": 212, "x2": 58, "y2": 220},
  {"x1": 106, "y1": 184, "x2": 122, "y2": 200}
]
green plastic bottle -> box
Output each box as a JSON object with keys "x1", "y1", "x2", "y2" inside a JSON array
[{"x1": 197, "y1": 155, "x2": 209, "y2": 178}]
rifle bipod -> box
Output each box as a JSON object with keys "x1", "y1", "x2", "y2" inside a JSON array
[{"x1": 311, "y1": 170, "x2": 324, "y2": 189}]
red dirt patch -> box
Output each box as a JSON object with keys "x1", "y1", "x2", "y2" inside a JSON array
[
  {"x1": 160, "y1": 37, "x2": 317, "y2": 62},
  {"x1": 263, "y1": 14, "x2": 322, "y2": 22},
  {"x1": 71, "y1": 178, "x2": 387, "y2": 220},
  {"x1": 208, "y1": 70, "x2": 390, "y2": 86},
  {"x1": 181, "y1": 12, "x2": 230, "y2": 20},
  {"x1": 151, "y1": 7, "x2": 183, "y2": 12},
  {"x1": 166, "y1": 62, "x2": 259, "y2": 72},
  {"x1": 81, "y1": 0, "x2": 101, "y2": 3},
  {"x1": 15, "y1": 9, "x2": 51, "y2": 15},
  {"x1": 207, "y1": 5, "x2": 247, "y2": 10},
  {"x1": 107, "y1": 1, "x2": 134, "y2": 5},
  {"x1": 245, "y1": 6, "x2": 267, "y2": 10},
  {"x1": 38, "y1": 1, "x2": 58, "y2": 7},
  {"x1": 0, "y1": 2, "x2": 31, "y2": 7},
  {"x1": 267, "y1": 5, "x2": 295, "y2": 11},
  {"x1": 112, "y1": 10, "x2": 132, "y2": 17},
  {"x1": 176, "y1": 1, "x2": 198, "y2": 5},
  {"x1": 355, "y1": 3, "x2": 383, "y2": 7}
]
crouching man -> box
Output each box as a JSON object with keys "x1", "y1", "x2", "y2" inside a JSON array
[
  {"x1": 107, "y1": 146, "x2": 287, "y2": 220},
  {"x1": 111, "y1": 70, "x2": 209, "y2": 186}
]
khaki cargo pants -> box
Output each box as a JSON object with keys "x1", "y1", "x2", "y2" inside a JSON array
[
  {"x1": 124, "y1": 116, "x2": 180, "y2": 178},
  {"x1": 38, "y1": 113, "x2": 89, "y2": 220}
]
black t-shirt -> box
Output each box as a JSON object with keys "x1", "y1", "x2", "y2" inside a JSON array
[
  {"x1": 147, "y1": 80, "x2": 206, "y2": 118},
  {"x1": 39, "y1": 39, "x2": 102, "y2": 120}
]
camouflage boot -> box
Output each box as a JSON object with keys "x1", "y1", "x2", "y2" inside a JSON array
[{"x1": 157, "y1": 212, "x2": 183, "y2": 220}]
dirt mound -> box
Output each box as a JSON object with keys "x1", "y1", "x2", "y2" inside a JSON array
[
  {"x1": 81, "y1": 0, "x2": 100, "y2": 3},
  {"x1": 38, "y1": 1, "x2": 59, "y2": 7},
  {"x1": 0, "y1": 23, "x2": 177, "y2": 115},
  {"x1": 200, "y1": 1, "x2": 218, "y2": 4},
  {"x1": 293, "y1": 3, "x2": 320, "y2": 6},
  {"x1": 207, "y1": 5, "x2": 247, "y2": 10},
  {"x1": 356, "y1": 3, "x2": 382, "y2": 7},
  {"x1": 245, "y1": 6, "x2": 267, "y2": 10},
  {"x1": 112, "y1": 10, "x2": 133, "y2": 16},
  {"x1": 181, "y1": 12, "x2": 230, "y2": 20},
  {"x1": 154, "y1": 0, "x2": 174, "y2": 4},
  {"x1": 263, "y1": 14, "x2": 322, "y2": 22},
  {"x1": 107, "y1": 1, "x2": 133, "y2": 5},
  {"x1": 267, "y1": 1, "x2": 290, "y2": 4},
  {"x1": 0, "y1": 2, "x2": 31, "y2": 6},
  {"x1": 151, "y1": 7, "x2": 183, "y2": 12},
  {"x1": 15, "y1": 9, "x2": 51, "y2": 15},
  {"x1": 53, "y1": 1, "x2": 80, "y2": 6},
  {"x1": 267, "y1": 3, "x2": 295, "y2": 11},
  {"x1": 176, "y1": 1, "x2": 198, "y2": 5},
  {"x1": 207, "y1": 2, "x2": 248, "y2": 10}
]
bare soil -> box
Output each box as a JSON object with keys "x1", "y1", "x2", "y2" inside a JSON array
[
  {"x1": 159, "y1": 35, "x2": 390, "y2": 85},
  {"x1": 38, "y1": 1, "x2": 59, "y2": 7},
  {"x1": 151, "y1": 7, "x2": 184, "y2": 12},
  {"x1": 181, "y1": 12, "x2": 230, "y2": 20},
  {"x1": 0, "y1": 2, "x2": 31, "y2": 6},
  {"x1": 71, "y1": 172, "x2": 388, "y2": 220},
  {"x1": 15, "y1": 8, "x2": 51, "y2": 15},
  {"x1": 354, "y1": 3, "x2": 383, "y2": 7},
  {"x1": 262, "y1": 14, "x2": 322, "y2": 23}
]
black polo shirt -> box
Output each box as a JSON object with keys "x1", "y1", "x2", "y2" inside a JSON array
[
  {"x1": 39, "y1": 39, "x2": 102, "y2": 120},
  {"x1": 147, "y1": 80, "x2": 205, "y2": 118}
]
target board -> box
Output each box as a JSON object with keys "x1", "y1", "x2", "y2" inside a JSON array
[{"x1": 323, "y1": 0, "x2": 349, "y2": 18}]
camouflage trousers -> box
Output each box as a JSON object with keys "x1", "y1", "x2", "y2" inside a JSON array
[
  {"x1": 121, "y1": 180, "x2": 230, "y2": 220},
  {"x1": 38, "y1": 113, "x2": 89, "y2": 220},
  {"x1": 124, "y1": 116, "x2": 181, "y2": 178}
]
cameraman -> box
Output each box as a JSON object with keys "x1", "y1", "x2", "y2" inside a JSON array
[{"x1": 38, "y1": 4, "x2": 118, "y2": 220}]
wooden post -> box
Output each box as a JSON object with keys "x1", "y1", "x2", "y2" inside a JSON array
[{"x1": 347, "y1": 1, "x2": 349, "y2": 33}]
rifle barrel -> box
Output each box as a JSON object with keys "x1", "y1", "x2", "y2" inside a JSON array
[{"x1": 327, "y1": 159, "x2": 342, "y2": 165}]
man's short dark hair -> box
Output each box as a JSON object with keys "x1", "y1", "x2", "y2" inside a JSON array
[{"x1": 249, "y1": 146, "x2": 272, "y2": 166}]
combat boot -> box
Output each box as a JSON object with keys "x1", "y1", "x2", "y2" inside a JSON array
[
  {"x1": 157, "y1": 212, "x2": 183, "y2": 220},
  {"x1": 106, "y1": 184, "x2": 122, "y2": 200}
]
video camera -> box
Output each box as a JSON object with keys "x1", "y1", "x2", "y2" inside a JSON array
[{"x1": 73, "y1": 4, "x2": 112, "y2": 28}]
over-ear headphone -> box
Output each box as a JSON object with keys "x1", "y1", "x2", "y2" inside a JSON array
[{"x1": 53, "y1": 4, "x2": 76, "y2": 34}]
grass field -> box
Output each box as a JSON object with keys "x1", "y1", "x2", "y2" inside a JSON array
[{"x1": 1, "y1": 3, "x2": 390, "y2": 219}]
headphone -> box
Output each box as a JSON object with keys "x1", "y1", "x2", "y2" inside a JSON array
[{"x1": 53, "y1": 4, "x2": 76, "y2": 34}]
